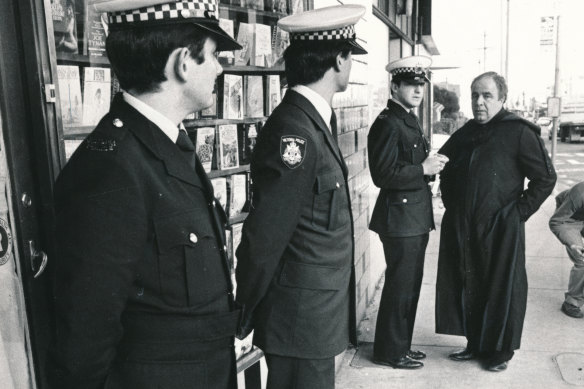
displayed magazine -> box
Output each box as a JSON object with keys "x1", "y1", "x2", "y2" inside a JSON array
[
  {"x1": 57, "y1": 65, "x2": 83, "y2": 126},
  {"x1": 195, "y1": 127, "x2": 216, "y2": 173},
  {"x1": 82, "y1": 67, "x2": 111, "y2": 126},
  {"x1": 217, "y1": 124, "x2": 239, "y2": 170},
  {"x1": 245, "y1": 76, "x2": 264, "y2": 117}
]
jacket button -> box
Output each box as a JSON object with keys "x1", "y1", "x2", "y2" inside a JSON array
[
  {"x1": 112, "y1": 118, "x2": 124, "y2": 128},
  {"x1": 336, "y1": 182, "x2": 340, "y2": 188},
  {"x1": 189, "y1": 233, "x2": 198, "y2": 243},
  {"x1": 402, "y1": 198, "x2": 408, "y2": 203},
  {"x1": 223, "y1": 245, "x2": 227, "y2": 251},
  {"x1": 212, "y1": 200, "x2": 216, "y2": 207},
  {"x1": 414, "y1": 144, "x2": 417, "y2": 148}
]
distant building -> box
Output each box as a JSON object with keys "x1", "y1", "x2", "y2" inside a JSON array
[{"x1": 436, "y1": 82, "x2": 461, "y2": 98}]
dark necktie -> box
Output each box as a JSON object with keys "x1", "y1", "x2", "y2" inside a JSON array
[
  {"x1": 176, "y1": 129, "x2": 197, "y2": 169},
  {"x1": 330, "y1": 110, "x2": 338, "y2": 142}
]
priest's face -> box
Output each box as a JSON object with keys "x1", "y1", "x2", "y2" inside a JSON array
[{"x1": 471, "y1": 76, "x2": 504, "y2": 124}]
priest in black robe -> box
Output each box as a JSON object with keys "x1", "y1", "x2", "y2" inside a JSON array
[{"x1": 435, "y1": 72, "x2": 556, "y2": 372}]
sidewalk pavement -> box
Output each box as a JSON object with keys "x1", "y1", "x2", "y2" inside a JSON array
[{"x1": 336, "y1": 193, "x2": 584, "y2": 388}]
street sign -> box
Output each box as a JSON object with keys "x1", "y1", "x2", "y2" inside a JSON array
[{"x1": 548, "y1": 97, "x2": 561, "y2": 117}]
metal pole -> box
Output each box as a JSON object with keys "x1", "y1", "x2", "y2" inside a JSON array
[
  {"x1": 504, "y1": 0, "x2": 510, "y2": 79},
  {"x1": 551, "y1": 15, "x2": 561, "y2": 164}
]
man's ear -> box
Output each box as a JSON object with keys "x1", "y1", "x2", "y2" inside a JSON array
[
  {"x1": 333, "y1": 52, "x2": 345, "y2": 72},
  {"x1": 172, "y1": 47, "x2": 191, "y2": 82}
]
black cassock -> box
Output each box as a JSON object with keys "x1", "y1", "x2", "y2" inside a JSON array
[{"x1": 435, "y1": 109, "x2": 556, "y2": 353}]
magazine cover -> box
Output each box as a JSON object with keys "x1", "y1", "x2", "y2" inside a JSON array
[
  {"x1": 245, "y1": 76, "x2": 264, "y2": 117},
  {"x1": 83, "y1": 5, "x2": 107, "y2": 58},
  {"x1": 195, "y1": 127, "x2": 216, "y2": 173},
  {"x1": 53, "y1": 0, "x2": 79, "y2": 54},
  {"x1": 222, "y1": 75, "x2": 243, "y2": 119},
  {"x1": 228, "y1": 174, "x2": 247, "y2": 218},
  {"x1": 253, "y1": 23, "x2": 273, "y2": 67},
  {"x1": 235, "y1": 23, "x2": 254, "y2": 66},
  {"x1": 267, "y1": 75, "x2": 282, "y2": 114},
  {"x1": 218, "y1": 124, "x2": 240, "y2": 170},
  {"x1": 210, "y1": 177, "x2": 228, "y2": 211},
  {"x1": 57, "y1": 65, "x2": 83, "y2": 126},
  {"x1": 82, "y1": 67, "x2": 111, "y2": 126}
]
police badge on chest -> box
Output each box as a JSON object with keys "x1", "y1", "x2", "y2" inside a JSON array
[{"x1": 280, "y1": 136, "x2": 307, "y2": 169}]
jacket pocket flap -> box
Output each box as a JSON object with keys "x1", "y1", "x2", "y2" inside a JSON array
[
  {"x1": 279, "y1": 261, "x2": 347, "y2": 291},
  {"x1": 387, "y1": 190, "x2": 425, "y2": 205},
  {"x1": 154, "y1": 211, "x2": 214, "y2": 252},
  {"x1": 315, "y1": 172, "x2": 345, "y2": 194}
]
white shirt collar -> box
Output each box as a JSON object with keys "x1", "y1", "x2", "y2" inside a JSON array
[
  {"x1": 292, "y1": 85, "x2": 333, "y2": 131},
  {"x1": 391, "y1": 98, "x2": 412, "y2": 113},
  {"x1": 123, "y1": 92, "x2": 181, "y2": 142}
]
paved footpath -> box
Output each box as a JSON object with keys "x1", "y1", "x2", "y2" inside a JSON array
[{"x1": 336, "y1": 195, "x2": 584, "y2": 389}]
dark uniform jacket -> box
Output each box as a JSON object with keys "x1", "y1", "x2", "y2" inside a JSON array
[
  {"x1": 50, "y1": 95, "x2": 238, "y2": 389},
  {"x1": 368, "y1": 99, "x2": 434, "y2": 237},
  {"x1": 235, "y1": 90, "x2": 354, "y2": 359},
  {"x1": 436, "y1": 109, "x2": 556, "y2": 353}
]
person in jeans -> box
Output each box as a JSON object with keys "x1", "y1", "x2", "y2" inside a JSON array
[{"x1": 549, "y1": 182, "x2": 584, "y2": 319}]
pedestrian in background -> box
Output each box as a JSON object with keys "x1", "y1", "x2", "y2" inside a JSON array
[
  {"x1": 549, "y1": 182, "x2": 584, "y2": 319},
  {"x1": 368, "y1": 55, "x2": 448, "y2": 370},
  {"x1": 235, "y1": 5, "x2": 367, "y2": 388},
  {"x1": 436, "y1": 71, "x2": 556, "y2": 372},
  {"x1": 49, "y1": 1, "x2": 241, "y2": 388}
]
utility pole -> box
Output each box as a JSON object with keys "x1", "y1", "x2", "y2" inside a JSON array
[
  {"x1": 551, "y1": 15, "x2": 561, "y2": 164},
  {"x1": 483, "y1": 31, "x2": 487, "y2": 72},
  {"x1": 504, "y1": 0, "x2": 510, "y2": 79}
]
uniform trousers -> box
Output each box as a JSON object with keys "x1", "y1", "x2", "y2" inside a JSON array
[
  {"x1": 373, "y1": 233, "x2": 429, "y2": 361},
  {"x1": 565, "y1": 247, "x2": 584, "y2": 307},
  {"x1": 265, "y1": 353, "x2": 334, "y2": 389}
]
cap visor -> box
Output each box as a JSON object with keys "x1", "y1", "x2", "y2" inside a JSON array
[
  {"x1": 348, "y1": 39, "x2": 367, "y2": 55},
  {"x1": 192, "y1": 21, "x2": 242, "y2": 52}
]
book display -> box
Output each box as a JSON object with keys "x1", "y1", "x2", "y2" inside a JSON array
[{"x1": 49, "y1": 0, "x2": 314, "y2": 381}]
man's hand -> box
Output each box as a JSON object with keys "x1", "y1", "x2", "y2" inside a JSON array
[
  {"x1": 567, "y1": 244, "x2": 584, "y2": 263},
  {"x1": 422, "y1": 153, "x2": 449, "y2": 176}
]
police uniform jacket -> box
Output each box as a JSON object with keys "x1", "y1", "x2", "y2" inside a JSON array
[
  {"x1": 50, "y1": 94, "x2": 238, "y2": 389},
  {"x1": 368, "y1": 99, "x2": 434, "y2": 237},
  {"x1": 235, "y1": 90, "x2": 354, "y2": 359}
]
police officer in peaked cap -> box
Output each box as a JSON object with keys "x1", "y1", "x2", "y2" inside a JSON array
[
  {"x1": 235, "y1": 5, "x2": 366, "y2": 389},
  {"x1": 368, "y1": 55, "x2": 448, "y2": 369},
  {"x1": 49, "y1": 1, "x2": 242, "y2": 388}
]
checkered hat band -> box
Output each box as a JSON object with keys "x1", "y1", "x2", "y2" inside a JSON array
[
  {"x1": 291, "y1": 25, "x2": 356, "y2": 42},
  {"x1": 392, "y1": 67, "x2": 426, "y2": 75},
  {"x1": 108, "y1": 0, "x2": 216, "y2": 26}
]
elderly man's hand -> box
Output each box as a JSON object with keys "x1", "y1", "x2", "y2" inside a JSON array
[
  {"x1": 422, "y1": 153, "x2": 449, "y2": 176},
  {"x1": 567, "y1": 244, "x2": 584, "y2": 263}
]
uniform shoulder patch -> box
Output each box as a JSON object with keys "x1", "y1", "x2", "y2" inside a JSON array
[{"x1": 280, "y1": 135, "x2": 307, "y2": 169}]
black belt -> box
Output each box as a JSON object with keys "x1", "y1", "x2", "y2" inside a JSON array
[{"x1": 121, "y1": 309, "x2": 241, "y2": 343}]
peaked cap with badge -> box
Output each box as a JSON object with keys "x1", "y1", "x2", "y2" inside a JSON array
[
  {"x1": 386, "y1": 55, "x2": 432, "y2": 84},
  {"x1": 278, "y1": 4, "x2": 368, "y2": 55},
  {"x1": 89, "y1": 0, "x2": 241, "y2": 51}
]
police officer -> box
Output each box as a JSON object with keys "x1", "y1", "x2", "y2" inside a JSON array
[
  {"x1": 49, "y1": 1, "x2": 241, "y2": 388},
  {"x1": 368, "y1": 56, "x2": 447, "y2": 369},
  {"x1": 234, "y1": 5, "x2": 367, "y2": 388}
]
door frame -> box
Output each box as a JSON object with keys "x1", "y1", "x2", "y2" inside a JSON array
[{"x1": 0, "y1": 0, "x2": 64, "y2": 388}]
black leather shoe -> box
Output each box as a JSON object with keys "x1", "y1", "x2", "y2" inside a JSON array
[
  {"x1": 561, "y1": 302, "x2": 584, "y2": 318},
  {"x1": 487, "y1": 361, "x2": 508, "y2": 372},
  {"x1": 373, "y1": 355, "x2": 423, "y2": 369},
  {"x1": 406, "y1": 349, "x2": 426, "y2": 360},
  {"x1": 449, "y1": 348, "x2": 476, "y2": 361}
]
